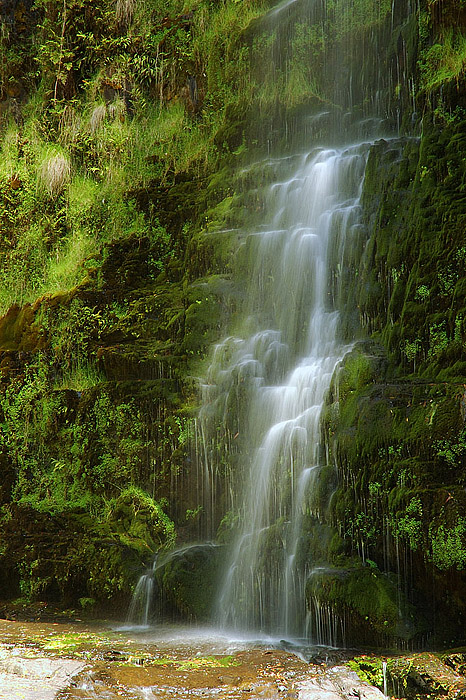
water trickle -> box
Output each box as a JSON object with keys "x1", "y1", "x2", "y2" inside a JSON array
[
  {"x1": 126, "y1": 557, "x2": 157, "y2": 627},
  {"x1": 199, "y1": 143, "x2": 371, "y2": 639},
  {"x1": 383, "y1": 660, "x2": 388, "y2": 696}
]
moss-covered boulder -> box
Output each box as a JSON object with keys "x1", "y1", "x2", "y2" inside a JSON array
[
  {"x1": 155, "y1": 543, "x2": 223, "y2": 621},
  {"x1": 307, "y1": 562, "x2": 424, "y2": 647}
]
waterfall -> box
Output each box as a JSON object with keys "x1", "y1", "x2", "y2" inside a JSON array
[
  {"x1": 193, "y1": 0, "x2": 419, "y2": 642},
  {"x1": 199, "y1": 143, "x2": 370, "y2": 638}
]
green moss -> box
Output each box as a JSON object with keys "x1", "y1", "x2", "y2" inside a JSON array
[
  {"x1": 0, "y1": 505, "x2": 157, "y2": 606},
  {"x1": 347, "y1": 657, "x2": 384, "y2": 689},
  {"x1": 156, "y1": 544, "x2": 223, "y2": 621},
  {"x1": 307, "y1": 563, "x2": 422, "y2": 644},
  {"x1": 107, "y1": 487, "x2": 176, "y2": 552}
]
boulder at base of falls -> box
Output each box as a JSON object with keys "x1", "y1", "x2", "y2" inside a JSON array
[
  {"x1": 387, "y1": 653, "x2": 466, "y2": 699},
  {"x1": 306, "y1": 562, "x2": 425, "y2": 647},
  {"x1": 155, "y1": 543, "x2": 224, "y2": 621}
]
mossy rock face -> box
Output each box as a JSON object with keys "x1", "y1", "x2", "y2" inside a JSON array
[
  {"x1": 326, "y1": 371, "x2": 466, "y2": 643},
  {"x1": 306, "y1": 562, "x2": 423, "y2": 647},
  {"x1": 155, "y1": 544, "x2": 223, "y2": 621},
  {"x1": 0, "y1": 503, "x2": 174, "y2": 611},
  {"x1": 98, "y1": 236, "x2": 152, "y2": 290},
  {"x1": 358, "y1": 125, "x2": 466, "y2": 381},
  {"x1": 322, "y1": 121, "x2": 466, "y2": 646}
]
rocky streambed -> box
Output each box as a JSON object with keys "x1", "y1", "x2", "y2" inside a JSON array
[{"x1": 0, "y1": 615, "x2": 463, "y2": 699}]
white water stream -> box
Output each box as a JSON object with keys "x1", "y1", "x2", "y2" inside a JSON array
[
  {"x1": 126, "y1": 557, "x2": 158, "y2": 627},
  {"x1": 199, "y1": 143, "x2": 370, "y2": 638}
]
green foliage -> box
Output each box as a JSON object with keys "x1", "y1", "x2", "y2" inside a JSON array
[
  {"x1": 326, "y1": 0, "x2": 391, "y2": 38},
  {"x1": 194, "y1": 0, "x2": 264, "y2": 111},
  {"x1": 434, "y1": 428, "x2": 466, "y2": 467},
  {"x1": 54, "y1": 360, "x2": 104, "y2": 391},
  {"x1": 344, "y1": 510, "x2": 379, "y2": 550},
  {"x1": 419, "y1": 29, "x2": 466, "y2": 92},
  {"x1": 106, "y1": 486, "x2": 176, "y2": 551},
  {"x1": 430, "y1": 517, "x2": 466, "y2": 570},
  {"x1": 0, "y1": 0, "x2": 268, "y2": 312},
  {"x1": 428, "y1": 321, "x2": 450, "y2": 358},
  {"x1": 347, "y1": 657, "x2": 384, "y2": 689},
  {"x1": 0, "y1": 0, "x2": 402, "y2": 322},
  {"x1": 415, "y1": 285, "x2": 430, "y2": 301},
  {"x1": 402, "y1": 338, "x2": 422, "y2": 363},
  {"x1": 250, "y1": 21, "x2": 323, "y2": 109},
  {"x1": 185, "y1": 505, "x2": 203, "y2": 522},
  {"x1": 390, "y1": 497, "x2": 423, "y2": 550},
  {"x1": 0, "y1": 350, "x2": 157, "y2": 513},
  {"x1": 46, "y1": 297, "x2": 104, "y2": 354}
]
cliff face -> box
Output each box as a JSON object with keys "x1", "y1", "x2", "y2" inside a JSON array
[
  {"x1": 323, "y1": 128, "x2": 466, "y2": 646},
  {"x1": 0, "y1": 0, "x2": 465, "y2": 644},
  {"x1": 0, "y1": 0, "x2": 260, "y2": 609},
  {"x1": 318, "y1": 1, "x2": 466, "y2": 646}
]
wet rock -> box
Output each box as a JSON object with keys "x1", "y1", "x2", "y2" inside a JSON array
[
  {"x1": 387, "y1": 653, "x2": 466, "y2": 699},
  {"x1": 155, "y1": 543, "x2": 224, "y2": 620},
  {"x1": 217, "y1": 673, "x2": 241, "y2": 685},
  {"x1": 443, "y1": 652, "x2": 466, "y2": 676},
  {"x1": 101, "y1": 649, "x2": 128, "y2": 662},
  {"x1": 0, "y1": 649, "x2": 84, "y2": 700},
  {"x1": 297, "y1": 666, "x2": 386, "y2": 700},
  {"x1": 306, "y1": 562, "x2": 422, "y2": 647}
]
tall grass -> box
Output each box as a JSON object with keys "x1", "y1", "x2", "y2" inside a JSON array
[{"x1": 46, "y1": 231, "x2": 98, "y2": 293}]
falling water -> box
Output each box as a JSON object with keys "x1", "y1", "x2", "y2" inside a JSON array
[
  {"x1": 199, "y1": 143, "x2": 370, "y2": 638},
  {"x1": 126, "y1": 556, "x2": 157, "y2": 627},
  {"x1": 192, "y1": 0, "x2": 421, "y2": 642}
]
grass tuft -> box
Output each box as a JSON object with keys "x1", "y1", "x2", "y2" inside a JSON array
[
  {"x1": 116, "y1": 0, "x2": 137, "y2": 26},
  {"x1": 39, "y1": 151, "x2": 71, "y2": 198},
  {"x1": 89, "y1": 104, "x2": 107, "y2": 134}
]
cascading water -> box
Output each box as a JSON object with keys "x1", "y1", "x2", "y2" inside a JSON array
[
  {"x1": 126, "y1": 556, "x2": 158, "y2": 627},
  {"x1": 192, "y1": 0, "x2": 419, "y2": 645},
  {"x1": 199, "y1": 143, "x2": 370, "y2": 638}
]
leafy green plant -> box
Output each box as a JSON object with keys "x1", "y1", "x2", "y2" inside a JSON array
[
  {"x1": 390, "y1": 497, "x2": 423, "y2": 550},
  {"x1": 415, "y1": 285, "x2": 430, "y2": 301},
  {"x1": 430, "y1": 517, "x2": 466, "y2": 570},
  {"x1": 434, "y1": 428, "x2": 466, "y2": 466},
  {"x1": 402, "y1": 338, "x2": 422, "y2": 366},
  {"x1": 419, "y1": 29, "x2": 466, "y2": 92},
  {"x1": 428, "y1": 321, "x2": 449, "y2": 358}
]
